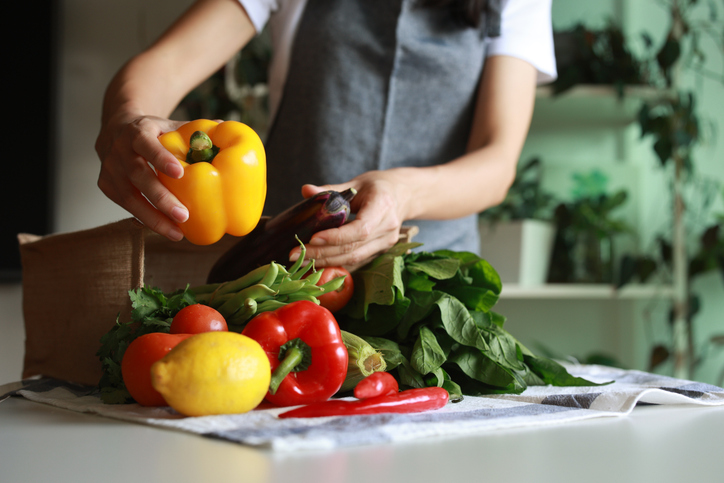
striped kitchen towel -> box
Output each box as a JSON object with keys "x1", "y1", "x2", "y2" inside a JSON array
[{"x1": 3, "y1": 364, "x2": 723, "y2": 452}]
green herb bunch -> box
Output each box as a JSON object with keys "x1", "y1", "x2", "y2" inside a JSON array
[
  {"x1": 336, "y1": 243, "x2": 606, "y2": 400},
  {"x1": 96, "y1": 286, "x2": 196, "y2": 404},
  {"x1": 551, "y1": 22, "x2": 648, "y2": 98}
]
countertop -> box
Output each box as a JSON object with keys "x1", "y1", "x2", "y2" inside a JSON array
[{"x1": 2, "y1": 396, "x2": 723, "y2": 483}]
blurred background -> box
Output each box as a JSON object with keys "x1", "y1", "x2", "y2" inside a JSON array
[{"x1": 2, "y1": 0, "x2": 723, "y2": 386}]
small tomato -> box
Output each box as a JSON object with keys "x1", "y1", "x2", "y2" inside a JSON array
[
  {"x1": 308, "y1": 266, "x2": 354, "y2": 313},
  {"x1": 170, "y1": 304, "x2": 228, "y2": 334},
  {"x1": 354, "y1": 372, "x2": 399, "y2": 399},
  {"x1": 121, "y1": 332, "x2": 192, "y2": 406}
]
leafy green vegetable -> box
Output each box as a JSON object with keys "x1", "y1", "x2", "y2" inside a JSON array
[
  {"x1": 96, "y1": 285, "x2": 196, "y2": 404},
  {"x1": 411, "y1": 326, "x2": 446, "y2": 375},
  {"x1": 338, "y1": 243, "x2": 609, "y2": 396}
]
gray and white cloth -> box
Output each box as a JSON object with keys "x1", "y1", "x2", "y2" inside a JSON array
[{"x1": 3, "y1": 364, "x2": 724, "y2": 452}]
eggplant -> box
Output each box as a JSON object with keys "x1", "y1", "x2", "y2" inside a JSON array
[{"x1": 206, "y1": 188, "x2": 356, "y2": 283}]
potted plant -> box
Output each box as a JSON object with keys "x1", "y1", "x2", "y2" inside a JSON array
[
  {"x1": 547, "y1": 170, "x2": 632, "y2": 284},
  {"x1": 620, "y1": 188, "x2": 724, "y2": 373},
  {"x1": 478, "y1": 157, "x2": 557, "y2": 286},
  {"x1": 551, "y1": 21, "x2": 649, "y2": 98}
]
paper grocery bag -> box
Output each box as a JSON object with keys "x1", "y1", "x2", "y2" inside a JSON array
[{"x1": 18, "y1": 218, "x2": 238, "y2": 386}]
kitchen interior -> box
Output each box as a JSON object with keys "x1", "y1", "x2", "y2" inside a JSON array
[{"x1": 1, "y1": 0, "x2": 723, "y2": 393}]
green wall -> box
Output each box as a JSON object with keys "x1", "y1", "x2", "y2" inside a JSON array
[{"x1": 512, "y1": 0, "x2": 724, "y2": 384}]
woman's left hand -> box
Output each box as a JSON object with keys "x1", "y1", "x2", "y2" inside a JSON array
[{"x1": 291, "y1": 170, "x2": 413, "y2": 268}]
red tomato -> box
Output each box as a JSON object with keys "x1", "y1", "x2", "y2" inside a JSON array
[
  {"x1": 354, "y1": 372, "x2": 399, "y2": 399},
  {"x1": 309, "y1": 267, "x2": 354, "y2": 313},
  {"x1": 121, "y1": 332, "x2": 192, "y2": 406},
  {"x1": 169, "y1": 304, "x2": 228, "y2": 334}
]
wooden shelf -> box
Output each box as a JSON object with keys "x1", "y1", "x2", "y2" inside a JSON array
[
  {"x1": 532, "y1": 85, "x2": 670, "y2": 128},
  {"x1": 499, "y1": 283, "x2": 674, "y2": 300}
]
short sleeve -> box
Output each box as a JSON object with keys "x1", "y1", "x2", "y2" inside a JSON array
[
  {"x1": 486, "y1": 0, "x2": 557, "y2": 84},
  {"x1": 237, "y1": 0, "x2": 279, "y2": 33}
]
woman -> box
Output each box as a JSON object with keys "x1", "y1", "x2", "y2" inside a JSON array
[{"x1": 95, "y1": 0, "x2": 556, "y2": 267}]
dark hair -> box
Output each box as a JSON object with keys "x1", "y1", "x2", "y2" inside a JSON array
[{"x1": 419, "y1": 0, "x2": 493, "y2": 29}]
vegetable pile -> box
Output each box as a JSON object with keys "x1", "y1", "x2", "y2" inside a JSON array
[
  {"x1": 97, "y1": 235, "x2": 605, "y2": 415},
  {"x1": 96, "y1": 242, "x2": 347, "y2": 405},
  {"x1": 94, "y1": 120, "x2": 609, "y2": 416}
]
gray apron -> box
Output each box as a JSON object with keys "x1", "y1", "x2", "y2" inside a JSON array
[{"x1": 264, "y1": 0, "x2": 500, "y2": 254}]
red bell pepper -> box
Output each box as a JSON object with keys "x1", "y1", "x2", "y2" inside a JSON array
[
  {"x1": 241, "y1": 300, "x2": 348, "y2": 407},
  {"x1": 277, "y1": 387, "x2": 449, "y2": 419}
]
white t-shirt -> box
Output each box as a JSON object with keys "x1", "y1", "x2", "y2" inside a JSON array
[{"x1": 238, "y1": 0, "x2": 557, "y2": 122}]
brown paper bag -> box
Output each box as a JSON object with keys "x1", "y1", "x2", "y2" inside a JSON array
[{"x1": 18, "y1": 218, "x2": 238, "y2": 386}]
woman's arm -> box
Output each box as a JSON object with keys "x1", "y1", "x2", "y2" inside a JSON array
[
  {"x1": 296, "y1": 55, "x2": 538, "y2": 266},
  {"x1": 96, "y1": 0, "x2": 256, "y2": 240}
]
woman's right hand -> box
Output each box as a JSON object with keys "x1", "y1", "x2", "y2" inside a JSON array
[
  {"x1": 93, "y1": 0, "x2": 258, "y2": 241},
  {"x1": 95, "y1": 114, "x2": 190, "y2": 241}
]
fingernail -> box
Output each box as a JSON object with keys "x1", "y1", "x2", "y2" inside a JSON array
[
  {"x1": 166, "y1": 162, "x2": 183, "y2": 179},
  {"x1": 168, "y1": 227, "x2": 184, "y2": 241},
  {"x1": 289, "y1": 251, "x2": 300, "y2": 262},
  {"x1": 171, "y1": 206, "x2": 189, "y2": 223},
  {"x1": 309, "y1": 237, "x2": 326, "y2": 246}
]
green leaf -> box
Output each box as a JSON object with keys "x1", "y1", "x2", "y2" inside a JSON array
[
  {"x1": 439, "y1": 369, "x2": 463, "y2": 402},
  {"x1": 423, "y1": 367, "x2": 446, "y2": 388},
  {"x1": 129, "y1": 287, "x2": 164, "y2": 321},
  {"x1": 346, "y1": 250, "x2": 406, "y2": 318},
  {"x1": 435, "y1": 293, "x2": 489, "y2": 351},
  {"x1": 395, "y1": 290, "x2": 439, "y2": 339},
  {"x1": 99, "y1": 386, "x2": 133, "y2": 405},
  {"x1": 397, "y1": 358, "x2": 426, "y2": 389},
  {"x1": 490, "y1": 311, "x2": 507, "y2": 328},
  {"x1": 166, "y1": 287, "x2": 196, "y2": 312},
  {"x1": 481, "y1": 324, "x2": 527, "y2": 372},
  {"x1": 411, "y1": 326, "x2": 447, "y2": 375},
  {"x1": 385, "y1": 242, "x2": 423, "y2": 257},
  {"x1": 653, "y1": 138, "x2": 673, "y2": 165},
  {"x1": 449, "y1": 252, "x2": 503, "y2": 296},
  {"x1": 342, "y1": 295, "x2": 410, "y2": 337},
  {"x1": 442, "y1": 285, "x2": 499, "y2": 312},
  {"x1": 405, "y1": 256, "x2": 461, "y2": 280},
  {"x1": 447, "y1": 346, "x2": 524, "y2": 392},
  {"x1": 524, "y1": 355, "x2": 612, "y2": 387},
  {"x1": 405, "y1": 270, "x2": 437, "y2": 291}
]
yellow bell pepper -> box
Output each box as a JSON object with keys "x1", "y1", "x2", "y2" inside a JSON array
[{"x1": 157, "y1": 119, "x2": 266, "y2": 245}]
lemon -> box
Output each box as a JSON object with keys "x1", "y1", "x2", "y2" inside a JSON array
[{"x1": 150, "y1": 331, "x2": 271, "y2": 417}]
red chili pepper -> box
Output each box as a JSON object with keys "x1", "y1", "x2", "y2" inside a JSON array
[
  {"x1": 353, "y1": 372, "x2": 399, "y2": 399},
  {"x1": 241, "y1": 300, "x2": 348, "y2": 407},
  {"x1": 277, "y1": 387, "x2": 449, "y2": 419}
]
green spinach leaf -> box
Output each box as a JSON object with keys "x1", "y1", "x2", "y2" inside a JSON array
[
  {"x1": 337, "y1": 242, "x2": 608, "y2": 397},
  {"x1": 411, "y1": 326, "x2": 447, "y2": 375}
]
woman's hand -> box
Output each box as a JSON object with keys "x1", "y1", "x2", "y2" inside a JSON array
[
  {"x1": 292, "y1": 170, "x2": 415, "y2": 268},
  {"x1": 94, "y1": 0, "x2": 257, "y2": 241},
  {"x1": 96, "y1": 114, "x2": 190, "y2": 241}
]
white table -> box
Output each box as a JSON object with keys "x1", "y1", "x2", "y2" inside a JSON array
[{"x1": 2, "y1": 396, "x2": 723, "y2": 483}]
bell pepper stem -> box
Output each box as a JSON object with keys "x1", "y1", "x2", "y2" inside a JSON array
[
  {"x1": 187, "y1": 131, "x2": 219, "y2": 163},
  {"x1": 269, "y1": 347, "x2": 303, "y2": 394},
  {"x1": 269, "y1": 338, "x2": 313, "y2": 394}
]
